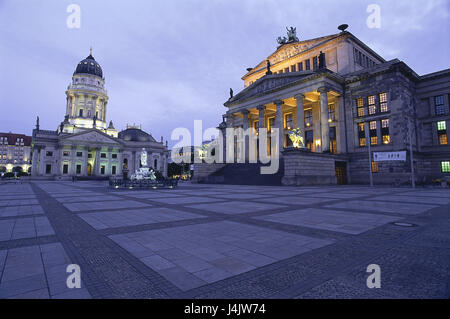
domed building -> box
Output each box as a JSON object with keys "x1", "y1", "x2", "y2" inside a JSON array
[{"x1": 31, "y1": 50, "x2": 168, "y2": 179}]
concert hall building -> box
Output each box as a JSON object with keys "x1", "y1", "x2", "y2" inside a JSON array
[{"x1": 197, "y1": 26, "x2": 450, "y2": 185}]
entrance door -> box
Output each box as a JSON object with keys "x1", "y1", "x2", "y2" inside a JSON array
[
  {"x1": 335, "y1": 161, "x2": 347, "y2": 185},
  {"x1": 87, "y1": 164, "x2": 92, "y2": 176}
]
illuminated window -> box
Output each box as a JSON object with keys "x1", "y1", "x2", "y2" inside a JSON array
[
  {"x1": 437, "y1": 121, "x2": 446, "y2": 131},
  {"x1": 328, "y1": 104, "x2": 335, "y2": 122},
  {"x1": 372, "y1": 161, "x2": 378, "y2": 173},
  {"x1": 368, "y1": 95, "x2": 376, "y2": 114},
  {"x1": 305, "y1": 110, "x2": 313, "y2": 127},
  {"x1": 359, "y1": 138, "x2": 366, "y2": 147},
  {"x1": 370, "y1": 136, "x2": 378, "y2": 145},
  {"x1": 439, "y1": 134, "x2": 448, "y2": 145},
  {"x1": 268, "y1": 117, "x2": 275, "y2": 132},
  {"x1": 369, "y1": 121, "x2": 377, "y2": 130},
  {"x1": 380, "y1": 93, "x2": 388, "y2": 112},
  {"x1": 284, "y1": 114, "x2": 293, "y2": 130},
  {"x1": 381, "y1": 119, "x2": 390, "y2": 144},
  {"x1": 442, "y1": 161, "x2": 450, "y2": 173},
  {"x1": 435, "y1": 96, "x2": 445, "y2": 115},
  {"x1": 357, "y1": 98, "x2": 365, "y2": 117}
]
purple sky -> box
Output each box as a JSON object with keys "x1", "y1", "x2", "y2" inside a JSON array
[{"x1": 0, "y1": 0, "x2": 448, "y2": 147}]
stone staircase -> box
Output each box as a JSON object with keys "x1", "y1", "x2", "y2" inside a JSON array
[{"x1": 201, "y1": 161, "x2": 284, "y2": 185}]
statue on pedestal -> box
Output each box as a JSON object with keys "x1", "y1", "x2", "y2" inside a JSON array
[
  {"x1": 140, "y1": 148, "x2": 147, "y2": 167},
  {"x1": 130, "y1": 148, "x2": 156, "y2": 180}
]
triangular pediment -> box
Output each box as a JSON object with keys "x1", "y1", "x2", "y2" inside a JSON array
[
  {"x1": 246, "y1": 34, "x2": 340, "y2": 78},
  {"x1": 62, "y1": 129, "x2": 120, "y2": 144}
]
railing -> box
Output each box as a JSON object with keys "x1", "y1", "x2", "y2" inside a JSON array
[{"x1": 109, "y1": 178, "x2": 178, "y2": 189}]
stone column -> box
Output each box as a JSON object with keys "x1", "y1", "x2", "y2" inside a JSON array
[
  {"x1": 94, "y1": 147, "x2": 101, "y2": 175},
  {"x1": 131, "y1": 151, "x2": 136, "y2": 173},
  {"x1": 257, "y1": 105, "x2": 265, "y2": 131},
  {"x1": 318, "y1": 87, "x2": 330, "y2": 152},
  {"x1": 103, "y1": 100, "x2": 108, "y2": 122},
  {"x1": 70, "y1": 145, "x2": 77, "y2": 175},
  {"x1": 117, "y1": 150, "x2": 123, "y2": 176},
  {"x1": 294, "y1": 94, "x2": 305, "y2": 142},
  {"x1": 336, "y1": 95, "x2": 345, "y2": 154},
  {"x1": 257, "y1": 105, "x2": 266, "y2": 158},
  {"x1": 66, "y1": 96, "x2": 70, "y2": 117},
  {"x1": 84, "y1": 94, "x2": 88, "y2": 117},
  {"x1": 274, "y1": 100, "x2": 284, "y2": 153},
  {"x1": 83, "y1": 146, "x2": 89, "y2": 176},
  {"x1": 242, "y1": 110, "x2": 249, "y2": 162},
  {"x1": 73, "y1": 95, "x2": 78, "y2": 117},
  {"x1": 31, "y1": 147, "x2": 39, "y2": 176}
]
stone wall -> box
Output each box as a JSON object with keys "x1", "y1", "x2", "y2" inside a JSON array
[
  {"x1": 191, "y1": 163, "x2": 226, "y2": 183},
  {"x1": 281, "y1": 148, "x2": 337, "y2": 186}
]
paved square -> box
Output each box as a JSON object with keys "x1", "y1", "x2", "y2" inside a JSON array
[
  {"x1": 255, "y1": 208, "x2": 400, "y2": 234},
  {"x1": 324, "y1": 200, "x2": 437, "y2": 215},
  {"x1": 0, "y1": 243, "x2": 90, "y2": 299},
  {"x1": 79, "y1": 207, "x2": 205, "y2": 230},
  {"x1": 0, "y1": 181, "x2": 448, "y2": 299},
  {"x1": 63, "y1": 199, "x2": 151, "y2": 212},
  {"x1": 110, "y1": 221, "x2": 333, "y2": 291},
  {"x1": 186, "y1": 200, "x2": 287, "y2": 214}
]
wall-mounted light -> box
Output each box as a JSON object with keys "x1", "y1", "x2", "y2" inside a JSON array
[{"x1": 315, "y1": 139, "x2": 321, "y2": 148}]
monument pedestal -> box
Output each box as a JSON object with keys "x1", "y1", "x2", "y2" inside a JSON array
[{"x1": 281, "y1": 147, "x2": 337, "y2": 186}]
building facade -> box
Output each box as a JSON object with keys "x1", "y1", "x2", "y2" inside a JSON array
[
  {"x1": 214, "y1": 26, "x2": 450, "y2": 185},
  {"x1": 0, "y1": 133, "x2": 32, "y2": 174},
  {"x1": 31, "y1": 51, "x2": 169, "y2": 179}
]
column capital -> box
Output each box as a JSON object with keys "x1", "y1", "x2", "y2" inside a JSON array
[
  {"x1": 273, "y1": 99, "x2": 284, "y2": 106},
  {"x1": 256, "y1": 105, "x2": 266, "y2": 111},
  {"x1": 294, "y1": 93, "x2": 305, "y2": 100},
  {"x1": 317, "y1": 87, "x2": 330, "y2": 94}
]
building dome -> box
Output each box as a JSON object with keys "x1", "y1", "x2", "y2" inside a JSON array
[
  {"x1": 118, "y1": 128, "x2": 156, "y2": 142},
  {"x1": 74, "y1": 53, "x2": 103, "y2": 78}
]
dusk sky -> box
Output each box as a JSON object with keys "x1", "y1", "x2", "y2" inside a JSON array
[{"x1": 0, "y1": 0, "x2": 449, "y2": 147}]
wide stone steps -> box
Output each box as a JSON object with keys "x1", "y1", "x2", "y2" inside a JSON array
[{"x1": 203, "y1": 161, "x2": 284, "y2": 185}]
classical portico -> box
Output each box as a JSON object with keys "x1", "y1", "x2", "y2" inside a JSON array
[{"x1": 222, "y1": 72, "x2": 344, "y2": 159}]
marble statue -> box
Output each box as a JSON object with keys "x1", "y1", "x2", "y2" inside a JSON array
[
  {"x1": 140, "y1": 148, "x2": 147, "y2": 167},
  {"x1": 286, "y1": 27, "x2": 299, "y2": 42}
]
